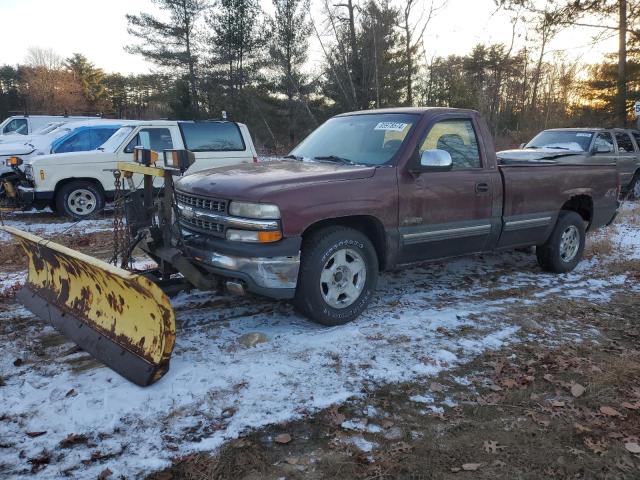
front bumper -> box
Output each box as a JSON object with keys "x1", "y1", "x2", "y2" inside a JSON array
[{"x1": 184, "y1": 234, "x2": 302, "y2": 299}]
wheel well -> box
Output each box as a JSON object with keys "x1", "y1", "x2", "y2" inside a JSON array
[
  {"x1": 54, "y1": 177, "x2": 106, "y2": 200},
  {"x1": 301, "y1": 216, "x2": 387, "y2": 270},
  {"x1": 561, "y1": 195, "x2": 593, "y2": 228}
]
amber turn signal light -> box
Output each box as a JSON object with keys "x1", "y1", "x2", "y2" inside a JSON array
[
  {"x1": 257, "y1": 231, "x2": 282, "y2": 243},
  {"x1": 6, "y1": 156, "x2": 23, "y2": 167}
]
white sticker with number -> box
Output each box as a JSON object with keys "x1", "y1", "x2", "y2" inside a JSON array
[
  {"x1": 576, "y1": 133, "x2": 591, "y2": 137},
  {"x1": 374, "y1": 122, "x2": 408, "y2": 132}
]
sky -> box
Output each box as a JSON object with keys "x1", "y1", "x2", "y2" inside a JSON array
[{"x1": 0, "y1": 0, "x2": 621, "y2": 75}]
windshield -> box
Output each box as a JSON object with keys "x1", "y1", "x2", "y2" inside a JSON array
[
  {"x1": 99, "y1": 126, "x2": 135, "y2": 152},
  {"x1": 525, "y1": 131, "x2": 594, "y2": 152},
  {"x1": 290, "y1": 113, "x2": 419, "y2": 165}
]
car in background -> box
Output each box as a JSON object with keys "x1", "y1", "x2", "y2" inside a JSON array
[
  {"x1": 0, "y1": 115, "x2": 101, "y2": 137},
  {"x1": 498, "y1": 128, "x2": 640, "y2": 198},
  {"x1": 15, "y1": 120, "x2": 258, "y2": 218},
  {"x1": 0, "y1": 120, "x2": 139, "y2": 176}
]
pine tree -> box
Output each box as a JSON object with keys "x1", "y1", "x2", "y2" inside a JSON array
[{"x1": 126, "y1": 0, "x2": 206, "y2": 117}]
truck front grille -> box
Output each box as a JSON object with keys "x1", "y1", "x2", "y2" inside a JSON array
[
  {"x1": 180, "y1": 217, "x2": 225, "y2": 234},
  {"x1": 176, "y1": 192, "x2": 227, "y2": 213},
  {"x1": 176, "y1": 191, "x2": 228, "y2": 237}
]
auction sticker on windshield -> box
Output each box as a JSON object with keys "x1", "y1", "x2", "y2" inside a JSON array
[
  {"x1": 374, "y1": 122, "x2": 408, "y2": 132},
  {"x1": 576, "y1": 133, "x2": 591, "y2": 137}
]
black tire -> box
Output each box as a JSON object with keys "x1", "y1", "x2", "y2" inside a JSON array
[
  {"x1": 628, "y1": 174, "x2": 640, "y2": 200},
  {"x1": 536, "y1": 211, "x2": 585, "y2": 273},
  {"x1": 55, "y1": 180, "x2": 105, "y2": 220},
  {"x1": 294, "y1": 226, "x2": 379, "y2": 326}
]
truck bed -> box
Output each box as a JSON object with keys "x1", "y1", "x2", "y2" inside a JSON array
[{"x1": 497, "y1": 163, "x2": 619, "y2": 248}]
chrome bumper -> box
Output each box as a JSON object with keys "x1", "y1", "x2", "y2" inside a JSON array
[{"x1": 202, "y1": 250, "x2": 300, "y2": 289}]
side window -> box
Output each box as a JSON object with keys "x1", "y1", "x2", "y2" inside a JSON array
[
  {"x1": 3, "y1": 118, "x2": 28, "y2": 134},
  {"x1": 420, "y1": 119, "x2": 481, "y2": 169},
  {"x1": 89, "y1": 128, "x2": 118, "y2": 149},
  {"x1": 54, "y1": 130, "x2": 93, "y2": 153},
  {"x1": 179, "y1": 123, "x2": 245, "y2": 152},
  {"x1": 593, "y1": 132, "x2": 614, "y2": 154},
  {"x1": 125, "y1": 128, "x2": 174, "y2": 153},
  {"x1": 615, "y1": 132, "x2": 635, "y2": 153}
]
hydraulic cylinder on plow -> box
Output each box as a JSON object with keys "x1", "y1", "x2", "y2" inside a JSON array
[{"x1": 1, "y1": 149, "x2": 215, "y2": 386}]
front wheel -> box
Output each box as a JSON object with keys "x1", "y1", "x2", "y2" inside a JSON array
[
  {"x1": 294, "y1": 226, "x2": 379, "y2": 326},
  {"x1": 536, "y1": 211, "x2": 585, "y2": 273},
  {"x1": 55, "y1": 181, "x2": 105, "y2": 219}
]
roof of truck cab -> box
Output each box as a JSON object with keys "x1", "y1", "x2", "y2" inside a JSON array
[{"x1": 335, "y1": 107, "x2": 480, "y2": 117}]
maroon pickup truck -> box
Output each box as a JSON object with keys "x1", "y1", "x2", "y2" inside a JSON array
[{"x1": 175, "y1": 108, "x2": 619, "y2": 325}]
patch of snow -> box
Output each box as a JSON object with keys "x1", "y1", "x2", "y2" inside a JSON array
[{"x1": 343, "y1": 435, "x2": 377, "y2": 453}]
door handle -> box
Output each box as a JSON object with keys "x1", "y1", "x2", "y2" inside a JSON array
[{"x1": 475, "y1": 182, "x2": 490, "y2": 194}]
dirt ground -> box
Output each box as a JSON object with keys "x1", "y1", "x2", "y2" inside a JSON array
[{"x1": 146, "y1": 288, "x2": 640, "y2": 480}]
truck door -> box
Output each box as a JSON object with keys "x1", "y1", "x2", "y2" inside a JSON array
[
  {"x1": 397, "y1": 117, "x2": 495, "y2": 263},
  {"x1": 613, "y1": 131, "x2": 638, "y2": 189}
]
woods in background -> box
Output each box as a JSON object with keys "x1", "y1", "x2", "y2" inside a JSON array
[{"x1": 1, "y1": 0, "x2": 639, "y2": 151}]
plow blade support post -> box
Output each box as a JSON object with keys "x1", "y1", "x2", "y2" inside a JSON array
[{"x1": 2, "y1": 225, "x2": 176, "y2": 386}]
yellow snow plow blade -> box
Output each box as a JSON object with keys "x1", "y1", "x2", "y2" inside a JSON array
[{"x1": 2, "y1": 225, "x2": 176, "y2": 386}]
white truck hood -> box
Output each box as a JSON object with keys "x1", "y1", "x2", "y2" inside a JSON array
[
  {"x1": 0, "y1": 143, "x2": 37, "y2": 156},
  {"x1": 28, "y1": 150, "x2": 114, "y2": 166}
]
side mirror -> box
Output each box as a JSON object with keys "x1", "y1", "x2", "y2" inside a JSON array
[
  {"x1": 419, "y1": 149, "x2": 453, "y2": 171},
  {"x1": 519, "y1": 143, "x2": 526, "y2": 149}
]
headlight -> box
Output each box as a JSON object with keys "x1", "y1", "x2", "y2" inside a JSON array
[
  {"x1": 24, "y1": 164, "x2": 34, "y2": 181},
  {"x1": 229, "y1": 201, "x2": 281, "y2": 219},
  {"x1": 226, "y1": 229, "x2": 282, "y2": 243}
]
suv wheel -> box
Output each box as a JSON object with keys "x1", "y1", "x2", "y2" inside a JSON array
[
  {"x1": 630, "y1": 174, "x2": 640, "y2": 200},
  {"x1": 294, "y1": 226, "x2": 379, "y2": 326},
  {"x1": 56, "y1": 181, "x2": 105, "y2": 219},
  {"x1": 536, "y1": 211, "x2": 585, "y2": 273}
]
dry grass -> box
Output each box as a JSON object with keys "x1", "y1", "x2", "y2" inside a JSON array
[{"x1": 584, "y1": 230, "x2": 615, "y2": 260}]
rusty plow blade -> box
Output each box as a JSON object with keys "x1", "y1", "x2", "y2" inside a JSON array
[{"x1": 2, "y1": 225, "x2": 176, "y2": 386}]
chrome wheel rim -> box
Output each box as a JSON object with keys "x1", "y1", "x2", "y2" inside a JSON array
[
  {"x1": 559, "y1": 225, "x2": 580, "y2": 262},
  {"x1": 320, "y1": 248, "x2": 367, "y2": 309},
  {"x1": 67, "y1": 189, "x2": 97, "y2": 216}
]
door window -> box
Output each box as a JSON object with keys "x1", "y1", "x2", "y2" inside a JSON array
[
  {"x1": 593, "y1": 132, "x2": 614, "y2": 154},
  {"x1": 125, "y1": 128, "x2": 174, "y2": 153},
  {"x1": 631, "y1": 131, "x2": 640, "y2": 148},
  {"x1": 2, "y1": 118, "x2": 28, "y2": 134},
  {"x1": 615, "y1": 132, "x2": 636, "y2": 153},
  {"x1": 420, "y1": 119, "x2": 481, "y2": 169}
]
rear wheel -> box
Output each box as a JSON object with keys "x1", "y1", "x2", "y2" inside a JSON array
[
  {"x1": 536, "y1": 211, "x2": 585, "y2": 273},
  {"x1": 56, "y1": 181, "x2": 105, "y2": 219},
  {"x1": 294, "y1": 226, "x2": 379, "y2": 326},
  {"x1": 629, "y1": 174, "x2": 640, "y2": 200}
]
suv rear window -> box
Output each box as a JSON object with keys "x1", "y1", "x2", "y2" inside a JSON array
[{"x1": 179, "y1": 122, "x2": 245, "y2": 152}]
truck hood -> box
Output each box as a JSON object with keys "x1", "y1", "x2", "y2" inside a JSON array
[
  {"x1": 0, "y1": 143, "x2": 37, "y2": 156},
  {"x1": 176, "y1": 160, "x2": 377, "y2": 201},
  {"x1": 497, "y1": 148, "x2": 585, "y2": 163},
  {"x1": 27, "y1": 150, "x2": 112, "y2": 165}
]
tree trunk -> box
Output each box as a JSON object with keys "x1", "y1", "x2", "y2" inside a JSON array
[{"x1": 618, "y1": 0, "x2": 627, "y2": 127}]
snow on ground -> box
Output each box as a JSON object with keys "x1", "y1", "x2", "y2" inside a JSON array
[{"x1": 1, "y1": 209, "x2": 639, "y2": 479}]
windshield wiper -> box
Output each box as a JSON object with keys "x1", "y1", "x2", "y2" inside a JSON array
[
  {"x1": 313, "y1": 155, "x2": 356, "y2": 165},
  {"x1": 544, "y1": 146, "x2": 570, "y2": 150},
  {"x1": 524, "y1": 146, "x2": 539, "y2": 149},
  {"x1": 283, "y1": 154, "x2": 302, "y2": 161}
]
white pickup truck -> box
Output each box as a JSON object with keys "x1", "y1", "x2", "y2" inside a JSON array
[
  {"x1": 17, "y1": 120, "x2": 258, "y2": 218},
  {"x1": 0, "y1": 115, "x2": 100, "y2": 137}
]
